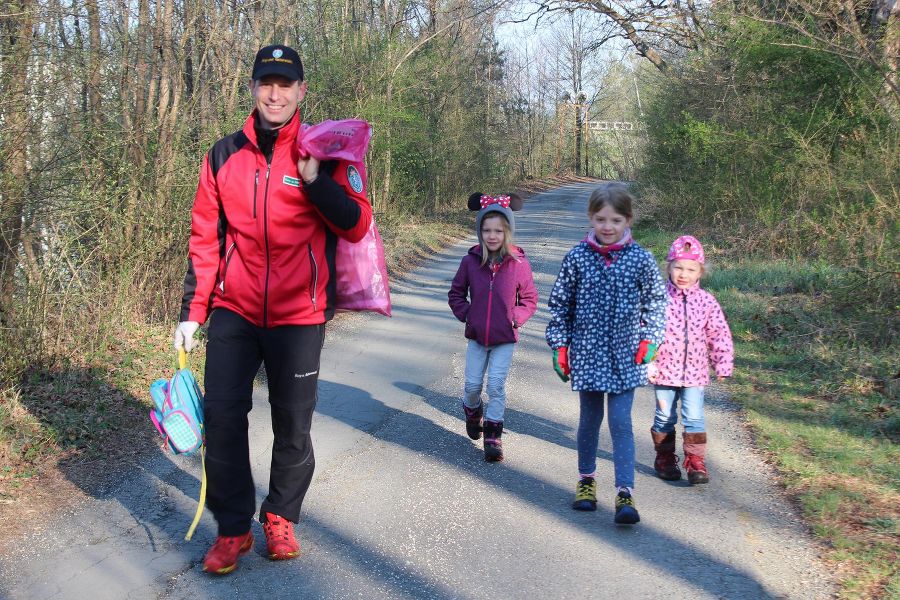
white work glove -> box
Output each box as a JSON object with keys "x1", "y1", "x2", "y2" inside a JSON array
[{"x1": 173, "y1": 321, "x2": 200, "y2": 352}]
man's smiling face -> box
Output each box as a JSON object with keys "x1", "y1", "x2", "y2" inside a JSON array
[{"x1": 250, "y1": 75, "x2": 307, "y2": 129}]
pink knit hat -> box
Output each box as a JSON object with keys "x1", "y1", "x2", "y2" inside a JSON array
[{"x1": 667, "y1": 235, "x2": 705, "y2": 264}]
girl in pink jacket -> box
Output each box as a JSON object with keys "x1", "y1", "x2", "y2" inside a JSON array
[{"x1": 647, "y1": 236, "x2": 733, "y2": 485}]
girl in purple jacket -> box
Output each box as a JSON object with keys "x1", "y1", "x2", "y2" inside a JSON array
[
  {"x1": 647, "y1": 235, "x2": 734, "y2": 484},
  {"x1": 448, "y1": 193, "x2": 538, "y2": 462}
]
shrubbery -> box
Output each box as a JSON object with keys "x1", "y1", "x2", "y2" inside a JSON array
[{"x1": 640, "y1": 14, "x2": 898, "y2": 320}]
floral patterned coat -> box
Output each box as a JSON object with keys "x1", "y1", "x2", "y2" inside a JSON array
[{"x1": 546, "y1": 239, "x2": 667, "y2": 392}]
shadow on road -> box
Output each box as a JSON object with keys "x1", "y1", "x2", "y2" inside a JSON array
[
  {"x1": 316, "y1": 378, "x2": 774, "y2": 598},
  {"x1": 392, "y1": 380, "x2": 662, "y2": 480}
]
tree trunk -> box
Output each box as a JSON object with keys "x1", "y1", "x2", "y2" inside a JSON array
[
  {"x1": 0, "y1": 0, "x2": 35, "y2": 322},
  {"x1": 86, "y1": 0, "x2": 102, "y2": 129}
]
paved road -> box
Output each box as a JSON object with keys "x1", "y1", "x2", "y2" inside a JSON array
[{"x1": 0, "y1": 183, "x2": 835, "y2": 599}]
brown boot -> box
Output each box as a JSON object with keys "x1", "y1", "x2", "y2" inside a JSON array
[
  {"x1": 650, "y1": 430, "x2": 681, "y2": 480},
  {"x1": 683, "y1": 432, "x2": 709, "y2": 484}
]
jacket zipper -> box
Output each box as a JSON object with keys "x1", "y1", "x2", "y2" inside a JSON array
[
  {"x1": 262, "y1": 163, "x2": 271, "y2": 326},
  {"x1": 220, "y1": 242, "x2": 236, "y2": 292},
  {"x1": 681, "y1": 294, "x2": 689, "y2": 385},
  {"x1": 484, "y1": 269, "x2": 495, "y2": 347},
  {"x1": 308, "y1": 243, "x2": 318, "y2": 311},
  {"x1": 253, "y1": 170, "x2": 259, "y2": 218}
]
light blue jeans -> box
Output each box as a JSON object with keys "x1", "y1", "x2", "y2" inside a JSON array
[
  {"x1": 577, "y1": 389, "x2": 636, "y2": 489},
  {"x1": 463, "y1": 340, "x2": 515, "y2": 423},
  {"x1": 652, "y1": 386, "x2": 706, "y2": 433}
]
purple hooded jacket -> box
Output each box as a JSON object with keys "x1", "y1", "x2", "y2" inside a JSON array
[{"x1": 448, "y1": 245, "x2": 538, "y2": 347}]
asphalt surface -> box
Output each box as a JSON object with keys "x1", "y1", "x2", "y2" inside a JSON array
[{"x1": 0, "y1": 183, "x2": 835, "y2": 599}]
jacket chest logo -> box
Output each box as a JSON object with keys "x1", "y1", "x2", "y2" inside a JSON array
[{"x1": 283, "y1": 175, "x2": 301, "y2": 187}]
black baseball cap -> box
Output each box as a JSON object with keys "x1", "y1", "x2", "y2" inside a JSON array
[{"x1": 252, "y1": 45, "x2": 304, "y2": 81}]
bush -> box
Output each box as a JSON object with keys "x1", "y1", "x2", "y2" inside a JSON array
[{"x1": 639, "y1": 15, "x2": 898, "y2": 315}]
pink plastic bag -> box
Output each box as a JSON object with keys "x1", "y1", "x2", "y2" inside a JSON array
[
  {"x1": 298, "y1": 119, "x2": 372, "y2": 162},
  {"x1": 334, "y1": 218, "x2": 392, "y2": 317}
]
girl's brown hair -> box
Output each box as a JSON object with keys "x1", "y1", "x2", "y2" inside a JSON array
[
  {"x1": 587, "y1": 183, "x2": 634, "y2": 219},
  {"x1": 480, "y1": 213, "x2": 514, "y2": 266}
]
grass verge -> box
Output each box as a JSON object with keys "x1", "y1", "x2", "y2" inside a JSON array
[{"x1": 636, "y1": 224, "x2": 899, "y2": 599}]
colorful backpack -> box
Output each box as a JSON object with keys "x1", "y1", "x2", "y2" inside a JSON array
[
  {"x1": 150, "y1": 350, "x2": 204, "y2": 454},
  {"x1": 149, "y1": 349, "x2": 207, "y2": 540}
]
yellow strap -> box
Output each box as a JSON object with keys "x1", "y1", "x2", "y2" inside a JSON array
[
  {"x1": 184, "y1": 445, "x2": 207, "y2": 541},
  {"x1": 177, "y1": 348, "x2": 188, "y2": 371}
]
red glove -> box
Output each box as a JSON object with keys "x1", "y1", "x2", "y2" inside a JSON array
[
  {"x1": 553, "y1": 347, "x2": 570, "y2": 382},
  {"x1": 635, "y1": 340, "x2": 658, "y2": 364}
]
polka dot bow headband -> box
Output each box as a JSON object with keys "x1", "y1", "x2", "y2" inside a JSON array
[
  {"x1": 467, "y1": 192, "x2": 523, "y2": 212},
  {"x1": 480, "y1": 194, "x2": 511, "y2": 209}
]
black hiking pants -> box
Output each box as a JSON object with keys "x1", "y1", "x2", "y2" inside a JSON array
[{"x1": 203, "y1": 308, "x2": 325, "y2": 536}]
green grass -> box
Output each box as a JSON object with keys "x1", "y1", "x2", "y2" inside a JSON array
[
  {"x1": 377, "y1": 209, "x2": 469, "y2": 276},
  {"x1": 636, "y1": 224, "x2": 900, "y2": 599}
]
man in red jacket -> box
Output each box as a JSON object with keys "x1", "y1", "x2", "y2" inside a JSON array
[{"x1": 173, "y1": 44, "x2": 372, "y2": 575}]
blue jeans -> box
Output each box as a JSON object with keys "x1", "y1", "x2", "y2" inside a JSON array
[
  {"x1": 652, "y1": 386, "x2": 706, "y2": 433},
  {"x1": 577, "y1": 389, "x2": 635, "y2": 489},
  {"x1": 463, "y1": 340, "x2": 515, "y2": 423}
]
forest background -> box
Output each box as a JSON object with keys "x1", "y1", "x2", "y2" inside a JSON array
[{"x1": 0, "y1": 0, "x2": 897, "y2": 596}]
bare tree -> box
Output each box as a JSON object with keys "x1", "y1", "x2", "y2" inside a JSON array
[{"x1": 515, "y1": 0, "x2": 707, "y2": 72}]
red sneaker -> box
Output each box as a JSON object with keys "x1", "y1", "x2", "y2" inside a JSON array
[
  {"x1": 263, "y1": 512, "x2": 300, "y2": 560},
  {"x1": 202, "y1": 532, "x2": 254, "y2": 575}
]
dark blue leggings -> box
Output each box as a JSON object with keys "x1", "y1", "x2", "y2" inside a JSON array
[{"x1": 577, "y1": 389, "x2": 636, "y2": 489}]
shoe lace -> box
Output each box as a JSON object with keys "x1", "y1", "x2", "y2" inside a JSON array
[
  {"x1": 265, "y1": 516, "x2": 292, "y2": 541},
  {"x1": 616, "y1": 492, "x2": 635, "y2": 508},
  {"x1": 659, "y1": 452, "x2": 679, "y2": 468},
  {"x1": 575, "y1": 479, "x2": 595, "y2": 500},
  {"x1": 685, "y1": 454, "x2": 706, "y2": 472},
  {"x1": 211, "y1": 535, "x2": 240, "y2": 552}
]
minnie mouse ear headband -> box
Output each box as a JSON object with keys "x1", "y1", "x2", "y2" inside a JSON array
[
  {"x1": 468, "y1": 192, "x2": 523, "y2": 240},
  {"x1": 467, "y1": 192, "x2": 524, "y2": 212},
  {"x1": 667, "y1": 235, "x2": 705, "y2": 264}
]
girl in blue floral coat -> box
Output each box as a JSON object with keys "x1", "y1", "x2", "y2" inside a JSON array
[{"x1": 545, "y1": 184, "x2": 667, "y2": 525}]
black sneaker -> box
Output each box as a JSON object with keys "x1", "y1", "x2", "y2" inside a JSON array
[
  {"x1": 614, "y1": 489, "x2": 640, "y2": 524},
  {"x1": 572, "y1": 477, "x2": 597, "y2": 511}
]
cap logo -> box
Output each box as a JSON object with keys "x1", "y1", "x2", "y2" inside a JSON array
[{"x1": 273, "y1": 49, "x2": 283, "y2": 58}]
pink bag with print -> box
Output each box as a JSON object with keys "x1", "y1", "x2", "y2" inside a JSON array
[
  {"x1": 297, "y1": 118, "x2": 389, "y2": 316},
  {"x1": 298, "y1": 119, "x2": 372, "y2": 162},
  {"x1": 334, "y1": 218, "x2": 392, "y2": 317}
]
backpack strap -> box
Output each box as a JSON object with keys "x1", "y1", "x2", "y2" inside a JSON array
[
  {"x1": 184, "y1": 447, "x2": 207, "y2": 541},
  {"x1": 170, "y1": 348, "x2": 209, "y2": 540}
]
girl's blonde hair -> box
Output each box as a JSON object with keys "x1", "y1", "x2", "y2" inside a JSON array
[
  {"x1": 587, "y1": 183, "x2": 634, "y2": 219},
  {"x1": 480, "y1": 213, "x2": 514, "y2": 266}
]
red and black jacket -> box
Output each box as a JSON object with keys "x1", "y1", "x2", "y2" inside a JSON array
[{"x1": 179, "y1": 110, "x2": 372, "y2": 327}]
